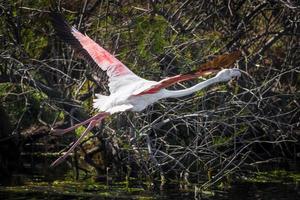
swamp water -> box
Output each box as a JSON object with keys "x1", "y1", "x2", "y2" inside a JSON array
[{"x1": 0, "y1": 155, "x2": 299, "y2": 199}]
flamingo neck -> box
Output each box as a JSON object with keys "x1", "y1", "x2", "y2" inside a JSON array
[{"x1": 162, "y1": 77, "x2": 219, "y2": 98}]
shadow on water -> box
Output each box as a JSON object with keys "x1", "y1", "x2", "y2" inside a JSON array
[{"x1": 0, "y1": 154, "x2": 299, "y2": 200}]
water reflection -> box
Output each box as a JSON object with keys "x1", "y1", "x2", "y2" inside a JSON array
[{"x1": 0, "y1": 155, "x2": 299, "y2": 200}]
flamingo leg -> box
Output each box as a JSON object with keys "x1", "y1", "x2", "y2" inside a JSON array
[
  {"x1": 52, "y1": 112, "x2": 106, "y2": 135},
  {"x1": 50, "y1": 113, "x2": 109, "y2": 167}
]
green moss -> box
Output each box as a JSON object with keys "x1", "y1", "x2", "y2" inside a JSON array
[
  {"x1": 200, "y1": 190, "x2": 215, "y2": 197},
  {"x1": 21, "y1": 29, "x2": 48, "y2": 58},
  {"x1": 242, "y1": 170, "x2": 300, "y2": 184},
  {"x1": 134, "y1": 15, "x2": 169, "y2": 59},
  {"x1": 0, "y1": 83, "x2": 12, "y2": 95},
  {"x1": 138, "y1": 197, "x2": 154, "y2": 200},
  {"x1": 212, "y1": 125, "x2": 247, "y2": 147},
  {"x1": 0, "y1": 83, "x2": 59, "y2": 128},
  {"x1": 212, "y1": 135, "x2": 232, "y2": 147},
  {"x1": 75, "y1": 126, "x2": 87, "y2": 137},
  {"x1": 20, "y1": 0, "x2": 49, "y2": 7}
]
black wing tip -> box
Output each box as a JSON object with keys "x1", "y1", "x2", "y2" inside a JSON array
[
  {"x1": 49, "y1": 10, "x2": 99, "y2": 68},
  {"x1": 49, "y1": 10, "x2": 79, "y2": 46},
  {"x1": 49, "y1": 11, "x2": 71, "y2": 31}
]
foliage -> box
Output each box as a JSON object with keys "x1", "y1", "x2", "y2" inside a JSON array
[{"x1": 0, "y1": 0, "x2": 299, "y2": 189}]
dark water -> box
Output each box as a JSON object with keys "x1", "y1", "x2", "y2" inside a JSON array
[
  {"x1": 0, "y1": 183, "x2": 299, "y2": 200},
  {"x1": 0, "y1": 155, "x2": 299, "y2": 200},
  {"x1": 1, "y1": 174, "x2": 299, "y2": 200}
]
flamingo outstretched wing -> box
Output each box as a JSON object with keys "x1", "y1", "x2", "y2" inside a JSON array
[
  {"x1": 134, "y1": 51, "x2": 241, "y2": 95},
  {"x1": 50, "y1": 12, "x2": 142, "y2": 93}
]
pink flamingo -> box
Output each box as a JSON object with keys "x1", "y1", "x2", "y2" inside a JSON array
[{"x1": 50, "y1": 12, "x2": 242, "y2": 167}]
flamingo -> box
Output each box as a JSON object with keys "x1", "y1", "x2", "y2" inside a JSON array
[{"x1": 50, "y1": 12, "x2": 242, "y2": 167}]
